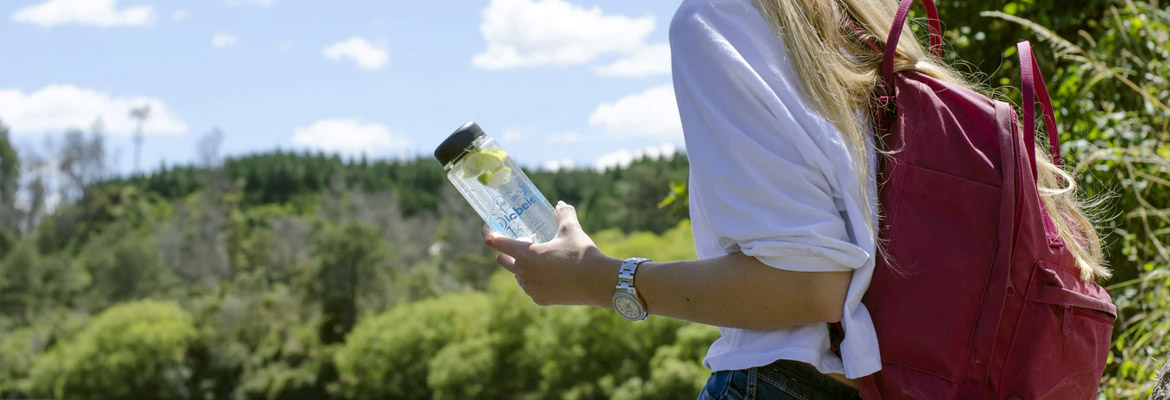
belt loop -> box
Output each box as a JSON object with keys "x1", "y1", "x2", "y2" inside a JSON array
[{"x1": 747, "y1": 367, "x2": 758, "y2": 398}]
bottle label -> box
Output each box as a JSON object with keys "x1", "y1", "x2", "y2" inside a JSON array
[{"x1": 487, "y1": 182, "x2": 546, "y2": 238}]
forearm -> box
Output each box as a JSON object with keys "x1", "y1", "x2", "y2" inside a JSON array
[
  {"x1": 482, "y1": 204, "x2": 851, "y2": 330},
  {"x1": 586, "y1": 252, "x2": 851, "y2": 330}
]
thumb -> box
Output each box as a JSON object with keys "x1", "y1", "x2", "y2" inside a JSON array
[{"x1": 555, "y1": 201, "x2": 582, "y2": 237}]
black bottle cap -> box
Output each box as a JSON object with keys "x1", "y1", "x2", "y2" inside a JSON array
[{"x1": 434, "y1": 121, "x2": 485, "y2": 166}]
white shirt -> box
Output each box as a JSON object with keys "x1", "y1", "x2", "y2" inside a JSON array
[{"x1": 670, "y1": 0, "x2": 881, "y2": 379}]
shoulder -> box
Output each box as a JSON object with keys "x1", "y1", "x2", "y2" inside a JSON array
[
  {"x1": 669, "y1": 0, "x2": 767, "y2": 41},
  {"x1": 669, "y1": 0, "x2": 796, "y2": 91}
]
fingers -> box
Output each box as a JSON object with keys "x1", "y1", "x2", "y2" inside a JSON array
[
  {"x1": 555, "y1": 201, "x2": 582, "y2": 238},
  {"x1": 485, "y1": 232, "x2": 532, "y2": 257},
  {"x1": 496, "y1": 252, "x2": 516, "y2": 271}
]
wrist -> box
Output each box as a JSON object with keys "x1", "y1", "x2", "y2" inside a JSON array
[{"x1": 585, "y1": 249, "x2": 622, "y2": 309}]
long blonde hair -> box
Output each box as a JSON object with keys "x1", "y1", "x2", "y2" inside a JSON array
[{"x1": 750, "y1": 0, "x2": 1109, "y2": 281}]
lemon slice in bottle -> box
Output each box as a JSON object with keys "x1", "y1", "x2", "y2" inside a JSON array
[
  {"x1": 459, "y1": 149, "x2": 507, "y2": 179},
  {"x1": 477, "y1": 166, "x2": 512, "y2": 188}
]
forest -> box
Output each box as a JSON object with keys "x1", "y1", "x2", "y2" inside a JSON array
[{"x1": 1, "y1": 1, "x2": 1168, "y2": 399}]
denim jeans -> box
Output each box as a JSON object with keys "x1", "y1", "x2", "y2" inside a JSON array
[{"x1": 697, "y1": 359, "x2": 862, "y2": 400}]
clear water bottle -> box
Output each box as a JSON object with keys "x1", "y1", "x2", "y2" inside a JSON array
[{"x1": 434, "y1": 122, "x2": 559, "y2": 243}]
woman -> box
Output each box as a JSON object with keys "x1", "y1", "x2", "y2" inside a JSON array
[{"x1": 483, "y1": 0, "x2": 1106, "y2": 398}]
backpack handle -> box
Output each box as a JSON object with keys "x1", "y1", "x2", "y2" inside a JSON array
[
  {"x1": 880, "y1": 0, "x2": 944, "y2": 94},
  {"x1": 1017, "y1": 40, "x2": 1063, "y2": 170}
]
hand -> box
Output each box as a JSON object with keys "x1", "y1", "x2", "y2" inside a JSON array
[{"x1": 483, "y1": 201, "x2": 621, "y2": 308}]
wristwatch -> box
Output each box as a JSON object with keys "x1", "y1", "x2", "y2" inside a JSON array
[{"x1": 612, "y1": 257, "x2": 651, "y2": 321}]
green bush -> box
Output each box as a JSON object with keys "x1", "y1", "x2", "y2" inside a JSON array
[
  {"x1": 78, "y1": 225, "x2": 177, "y2": 308},
  {"x1": 0, "y1": 241, "x2": 88, "y2": 324},
  {"x1": 29, "y1": 300, "x2": 197, "y2": 400},
  {"x1": 334, "y1": 292, "x2": 490, "y2": 399},
  {"x1": 594, "y1": 220, "x2": 698, "y2": 262},
  {"x1": 0, "y1": 312, "x2": 90, "y2": 398},
  {"x1": 0, "y1": 326, "x2": 39, "y2": 396},
  {"x1": 426, "y1": 335, "x2": 497, "y2": 400},
  {"x1": 640, "y1": 324, "x2": 722, "y2": 400},
  {"x1": 185, "y1": 285, "x2": 334, "y2": 400}
]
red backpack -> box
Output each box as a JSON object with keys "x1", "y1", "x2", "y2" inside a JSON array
[{"x1": 857, "y1": 0, "x2": 1117, "y2": 398}]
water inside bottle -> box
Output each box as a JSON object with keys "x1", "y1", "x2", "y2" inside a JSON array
[{"x1": 447, "y1": 152, "x2": 558, "y2": 243}]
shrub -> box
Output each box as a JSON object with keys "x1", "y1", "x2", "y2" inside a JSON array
[
  {"x1": 29, "y1": 300, "x2": 197, "y2": 400},
  {"x1": 334, "y1": 292, "x2": 490, "y2": 399}
]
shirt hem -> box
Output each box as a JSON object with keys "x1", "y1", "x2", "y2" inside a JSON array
[{"x1": 704, "y1": 348, "x2": 845, "y2": 376}]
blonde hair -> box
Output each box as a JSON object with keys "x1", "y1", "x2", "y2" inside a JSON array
[{"x1": 750, "y1": 0, "x2": 1109, "y2": 281}]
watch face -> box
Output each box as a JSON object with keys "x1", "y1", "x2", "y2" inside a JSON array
[{"x1": 613, "y1": 294, "x2": 644, "y2": 320}]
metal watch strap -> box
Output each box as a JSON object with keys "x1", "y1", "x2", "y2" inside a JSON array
[{"x1": 617, "y1": 257, "x2": 648, "y2": 291}]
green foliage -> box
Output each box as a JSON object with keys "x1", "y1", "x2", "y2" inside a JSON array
[
  {"x1": 333, "y1": 219, "x2": 708, "y2": 400},
  {"x1": 31, "y1": 183, "x2": 156, "y2": 254},
  {"x1": 491, "y1": 262, "x2": 716, "y2": 400},
  {"x1": 595, "y1": 220, "x2": 698, "y2": 262},
  {"x1": 0, "y1": 121, "x2": 16, "y2": 198},
  {"x1": 29, "y1": 300, "x2": 197, "y2": 400},
  {"x1": 0, "y1": 326, "x2": 40, "y2": 396},
  {"x1": 120, "y1": 151, "x2": 449, "y2": 216},
  {"x1": 336, "y1": 258, "x2": 716, "y2": 400},
  {"x1": 309, "y1": 221, "x2": 393, "y2": 343},
  {"x1": 0, "y1": 312, "x2": 89, "y2": 398},
  {"x1": 0, "y1": 241, "x2": 88, "y2": 324},
  {"x1": 937, "y1": 0, "x2": 1111, "y2": 92},
  {"x1": 529, "y1": 154, "x2": 690, "y2": 234},
  {"x1": 1105, "y1": 266, "x2": 1170, "y2": 398},
  {"x1": 334, "y1": 292, "x2": 491, "y2": 399},
  {"x1": 0, "y1": 121, "x2": 18, "y2": 253},
  {"x1": 657, "y1": 179, "x2": 689, "y2": 219},
  {"x1": 426, "y1": 335, "x2": 497, "y2": 400},
  {"x1": 615, "y1": 324, "x2": 721, "y2": 400},
  {"x1": 78, "y1": 223, "x2": 177, "y2": 308},
  {"x1": 184, "y1": 284, "x2": 334, "y2": 400},
  {"x1": 519, "y1": 303, "x2": 688, "y2": 399}
]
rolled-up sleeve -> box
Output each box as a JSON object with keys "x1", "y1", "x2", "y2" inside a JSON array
[{"x1": 670, "y1": 3, "x2": 871, "y2": 273}]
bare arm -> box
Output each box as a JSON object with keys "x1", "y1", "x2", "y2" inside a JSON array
[
  {"x1": 636, "y1": 253, "x2": 850, "y2": 329},
  {"x1": 485, "y1": 203, "x2": 851, "y2": 331}
]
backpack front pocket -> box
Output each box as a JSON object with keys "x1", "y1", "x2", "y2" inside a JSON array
[{"x1": 998, "y1": 260, "x2": 1116, "y2": 399}]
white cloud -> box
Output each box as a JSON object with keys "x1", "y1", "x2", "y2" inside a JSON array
[
  {"x1": 11, "y1": 0, "x2": 154, "y2": 28},
  {"x1": 545, "y1": 131, "x2": 583, "y2": 144},
  {"x1": 473, "y1": 0, "x2": 654, "y2": 69},
  {"x1": 542, "y1": 158, "x2": 574, "y2": 172},
  {"x1": 322, "y1": 37, "x2": 389, "y2": 71},
  {"x1": 292, "y1": 119, "x2": 408, "y2": 157},
  {"x1": 211, "y1": 32, "x2": 238, "y2": 48},
  {"x1": 588, "y1": 85, "x2": 682, "y2": 140},
  {"x1": 594, "y1": 143, "x2": 677, "y2": 171},
  {"x1": 0, "y1": 85, "x2": 187, "y2": 137},
  {"x1": 226, "y1": 0, "x2": 276, "y2": 6},
  {"x1": 172, "y1": 9, "x2": 188, "y2": 21},
  {"x1": 595, "y1": 43, "x2": 670, "y2": 77}
]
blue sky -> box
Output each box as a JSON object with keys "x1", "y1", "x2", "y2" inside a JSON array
[{"x1": 0, "y1": 0, "x2": 685, "y2": 175}]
